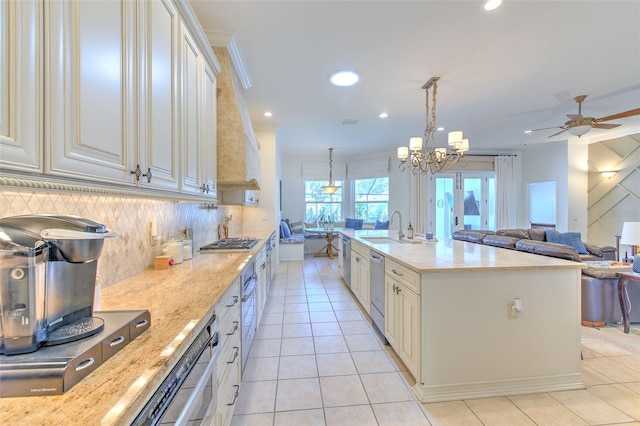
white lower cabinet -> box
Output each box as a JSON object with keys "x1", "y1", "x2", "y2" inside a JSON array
[
  {"x1": 384, "y1": 273, "x2": 420, "y2": 379},
  {"x1": 255, "y1": 247, "x2": 267, "y2": 328},
  {"x1": 350, "y1": 241, "x2": 370, "y2": 314},
  {"x1": 215, "y1": 278, "x2": 241, "y2": 426}
]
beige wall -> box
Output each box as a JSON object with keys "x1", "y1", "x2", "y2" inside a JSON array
[
  {"x1": 587, "y1": 132, "x2": 640, "y2": 255},
  {"x1": 0, "y1": 189, "x2": 242, "y2": 288}
]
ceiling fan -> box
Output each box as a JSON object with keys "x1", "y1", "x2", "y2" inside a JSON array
[{"x1": 529, "y1": 95, "x2": 640, "y2": 138}]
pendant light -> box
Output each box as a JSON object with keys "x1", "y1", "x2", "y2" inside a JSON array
[{"x1": 321, "y1": 148, "x2": 340, "y2": 194}]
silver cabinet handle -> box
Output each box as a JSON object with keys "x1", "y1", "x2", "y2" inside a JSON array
[
  {"x1": 392, "y1": 269, "x2": 403, "y2": 276},
  {"x1": 227, "y1": 384, "x2": 240, "y2": 406},
  {"x1": 109, "y1": 336, "x2": 126, "y2": 347},
  {"x1": 75, "y1": 357, "x2": 95, "y2": 372},
  {"x1": 227, "y1": 346, "x2": 240, "y2": 364},
  {"x1": 227, "y1": 321, "x2": 239, "y2": 336},
  {"x1": 135, "y1": 319, "x2": 149, "y2": 328},
  {"x1": 226, "y1": 296, "x2": 239, "y2": 307}
]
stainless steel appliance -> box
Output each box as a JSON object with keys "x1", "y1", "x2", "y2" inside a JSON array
[
  {"x1": 240, "y1": 262, "x2": 257, "y2": 373},
  {"x1": 265, "y1": 234, "x2": 274, "y2": 292},
  {"x1": 0, "y1": 214, "x2": 151, "y2": 397},
  {"x1": 369, "y1": 251, "x2": 387, "y2": 343},
  {"x1": 133, "y1": 314, "x2": 219, "y2": 426},
  {"x1": 341, "y1": 235, "x2": 351, "y2": 288},
  {"x1": 200, "y1": 237, "x2": 258, "y2": 251},
  {"x1": 0, "y1": 214, "x2": 117, "y2": 354}
]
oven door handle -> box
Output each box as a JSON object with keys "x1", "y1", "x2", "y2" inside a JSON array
[
  {"x1": 174, "y1": 332, "x2": 221, "y2": 425},
  {"x1": 241, "y1": 276, "x2": 257, "y2": 302}
]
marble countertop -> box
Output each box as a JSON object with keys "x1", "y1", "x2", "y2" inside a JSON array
[
  {"x1": 341, "y1": 229, "x2": 585, "y2": 273},
  {"x1": 0, "y1": 230, "x2": 274, "y2": 425}
]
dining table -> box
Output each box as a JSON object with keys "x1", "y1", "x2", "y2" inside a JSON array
[{"x1": 305, "y1": 227, "x2": 342, "y2": 259}]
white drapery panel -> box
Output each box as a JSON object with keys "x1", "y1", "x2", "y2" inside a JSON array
[
  {"x1": 302, "y1": 161, "x2": 346, "y2": 181},
  {"x1": 495, "y1": 155, "x2": 516, "y2": 229},
  {"x1": 347, "y1": 157, "x2": 389, "y2": 179},
  {"x1": 412, "y1": 173, "x2": 427, "y2": 234}
]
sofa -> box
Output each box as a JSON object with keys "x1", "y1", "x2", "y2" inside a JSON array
[{"x1": 451, "y1": 228, "x2": 616, "y2": 262}]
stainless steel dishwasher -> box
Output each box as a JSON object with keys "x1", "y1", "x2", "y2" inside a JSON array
[
  {"x1": 369, "y1": 251, "x2": 387, "y2": 343},
  {"x1": 341, "y1": 235, "x2": 351, "y2": 288}
]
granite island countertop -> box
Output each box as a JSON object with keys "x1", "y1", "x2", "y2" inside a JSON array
[
  {"x1": 0, "y1": 230, "x2": 274, "y2": 426},
  {"x1": 341, "y1": 229, "x2": 586, "y2": 272}
]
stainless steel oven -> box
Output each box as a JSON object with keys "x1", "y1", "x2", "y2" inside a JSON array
[
  {"x1": 133, "y1": 314, "x2": 220, "y2": 426},
  {"x1": 241, "y1": 262, "x2": 257, "y2": 374}
]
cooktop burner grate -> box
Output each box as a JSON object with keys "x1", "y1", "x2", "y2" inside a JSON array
[{"x1": 200, "y1": 237, "x2": 258, "y2": 251}]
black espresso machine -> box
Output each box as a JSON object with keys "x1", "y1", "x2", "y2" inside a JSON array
[{"x1": 0, "y1": 214, "x2": 150, "y2": 397}]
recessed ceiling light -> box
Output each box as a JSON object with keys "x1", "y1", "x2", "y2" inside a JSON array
[
  {"x1": 264, "y1": 111, "x2": 272, "y2": 117},
  {"x1": 330, "y1": 70, "x2": 360, "y2": 87},
  {"x1": 379, "y1": 112, "x2": 388, "y2": 118},
  {"x1": 437, "y1": 127, "x2": 445, "y2": 132},
  {"x1": 524, "y1": 130, "x2": 532, "y2": 134},
  {"x1": 483, "y1": 0, "x2": 502, "y2": 11}
]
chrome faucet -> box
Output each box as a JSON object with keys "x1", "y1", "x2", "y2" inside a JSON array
[{"x1": 390, "y1": 210, "x2": 405, "y2": 240}]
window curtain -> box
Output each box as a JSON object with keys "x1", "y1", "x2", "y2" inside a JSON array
[
  {"x1": 302, "y1": 160, "x2": 346, "y2": 181},
  {"x1": 347, "y1": 157, "x2": 389, "y2": 179},
  {"x1": 412, "y1": 173, "x2": 427, "y2": 234},
  {"x1": 495, "y1": 156, "x2": 516, "y2": 229}
]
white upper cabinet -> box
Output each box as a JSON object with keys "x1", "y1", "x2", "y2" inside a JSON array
[
  {"x1": 179, "y1": 21, "x2": 217, "y2": 198},
  {"x1": 45, "y1": 0, "x2": 138, "y2": 184},
  {"x1": 3, "y1": 0, "x2": 218, "y2": 199},
  {"x1": 0, "y1": 0, "x2": 42, "y2": 173},
  {"x1": 201, "y1": 60, "x2": 218, "y2": 198},
  {"x1": 137, "y1": 0, "x2": 180, "y2": 190}
]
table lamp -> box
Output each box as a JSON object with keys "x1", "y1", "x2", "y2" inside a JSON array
[{"x1": 620, "y1": 222, "x2": 640, "y2": 272}]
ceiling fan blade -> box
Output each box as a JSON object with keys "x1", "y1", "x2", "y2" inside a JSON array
[
  {"x1": 529, "y1": 125, "x2": 563, "y2": 132},
  {"x1": 548, "y1": 128, "x2": 568, "y2": 138},
  {"x1": 594, "y1": 108, "x2": 640, "y2": 122},
  {"x1": 592, "y1": 123, "x2": 620, "y2": 129},
  {"x1": 566, "y1": 114, "x2": 583, "y2": 121}
]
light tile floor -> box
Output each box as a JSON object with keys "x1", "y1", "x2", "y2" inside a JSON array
[{"x1": 231, "y1": 257, "x2": 640, "y2": 426}]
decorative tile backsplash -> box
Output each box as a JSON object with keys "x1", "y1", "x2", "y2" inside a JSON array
[{"x1": 0, "y1": 189, "x2": 242, "y2": 287}]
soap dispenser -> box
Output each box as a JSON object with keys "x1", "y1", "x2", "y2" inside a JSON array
[{"x1": 407, "y1": 222, "x2": 414, "y2": 239}]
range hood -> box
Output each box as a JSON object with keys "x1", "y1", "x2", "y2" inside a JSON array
[{"x1": 214, "y1": 46, "x2": 262, "y2": 190}]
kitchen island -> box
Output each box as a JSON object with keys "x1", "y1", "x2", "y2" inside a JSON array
[
  {"x1": 341, "y1": 229, "x2": 586, "y2": 403},
  {"x1": 0, "y1": 231, "x2": 272, "y2": 425}
]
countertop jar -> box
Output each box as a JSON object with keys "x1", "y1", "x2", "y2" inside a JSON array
[{"x1": 162, "y1": 238, "x2": 184, "y2": 264}]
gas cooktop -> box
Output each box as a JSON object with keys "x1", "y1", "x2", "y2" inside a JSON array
[{"x1": 200, "y1": 237, "x2": 258, "y2": 251}]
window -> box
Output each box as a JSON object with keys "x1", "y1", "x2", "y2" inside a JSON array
[
  {"x1": 304, "y1": 180, "x2": 343, "y2": 223},
  {"x1": 353, "y1": 177, "x2": 389, "y2": 221}
]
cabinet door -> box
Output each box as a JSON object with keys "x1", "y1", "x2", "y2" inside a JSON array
[
  {"x1": 0, "y1": 0, "x2": 42, "y2": 173},
  {"x1": 201, "y1": 59, "x2": 218, "y2": 198},
  {"x1": 384, "y1": 275, "x2": 399, "y2": 349},
  {"x1": 398, "y1": 284, "x2": 420, "y2": 377},
  {"x1": 45, "y1": 0, "x2": 136, "y2": 183},
  {"x1": 179, "y1": 23, "x2": 203, "y2": 195},
  {"x1": 137, "y1": 0, "x2": 180, "y2": 190},
  {"x1": 357, "y1": 256, "x2": 370, "y2": 314}
]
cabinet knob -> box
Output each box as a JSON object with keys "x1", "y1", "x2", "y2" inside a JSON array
[
  {"x1": 142, "y1": 167, "x2": 152, "y2": 183},
  {"x1": 130, "y1": 164, "x2": 142, "y2": 182}
]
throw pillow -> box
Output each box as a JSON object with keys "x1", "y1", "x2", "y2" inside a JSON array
[
  {"x1": 345, "y1": 218, "x2": 364, "y2": 230},
  {"x1": 289, "y1": 221, "x2": 305, "y2": 234},
  {"x1": 545, "y1": 230, "x2": 588, "y2": 254},
  {"x1": 374, "y1": 220, "x2": 389, "y2": 230},
  {"x1": 280, "y1": 220, "x2": 291, "y2": 238}
]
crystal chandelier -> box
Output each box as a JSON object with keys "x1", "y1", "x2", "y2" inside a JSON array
[
  {"x1": 397, "y1": 77, "x2": 469, "y2": 175},
  {"x1": 322, "y1": 148, "x2": 340, "y2": 194}
]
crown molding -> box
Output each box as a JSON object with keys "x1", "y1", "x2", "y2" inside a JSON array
[{"x1": 205, "y1": 31, "x2": 251, "y2": 89}]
